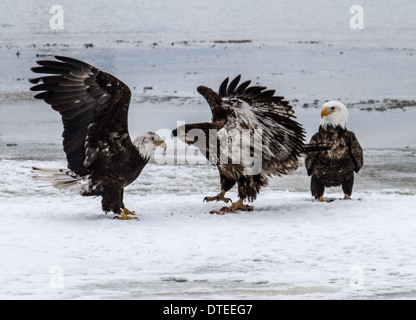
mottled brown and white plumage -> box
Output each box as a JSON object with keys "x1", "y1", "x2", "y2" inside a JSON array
[
  {"x1": 30, "y1": 56, "x2": 166, "y2": 218},
  {"x1": 305, "y1": 101, "x2": 364, "y2": 201},
  {"x1": 173, "y1": 75, "x2": 326, "y2": 211}
]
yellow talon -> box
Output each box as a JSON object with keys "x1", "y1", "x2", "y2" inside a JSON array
[
  {"x1": 203, "y1": 190, "x2": 232, "y2": 203},
  {"x1": 114, "y1": 207, "x2": 136, "y2": 220},
  {"x1": 229, "y1": 198, "x2": 253, "y2": 212},
  {"x1": 122, "y1": 207, "x2": 136, "y2": 215}
]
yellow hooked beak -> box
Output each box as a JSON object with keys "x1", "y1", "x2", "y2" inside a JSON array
[
  {"x1": 153, "y1": 140, "x2": 167, "y2": 150},
  {"x1": 321, "y1": 107, "x2": 334, "y2": 119}
]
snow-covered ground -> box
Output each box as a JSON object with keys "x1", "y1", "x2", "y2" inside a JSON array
[
  {"x1": 0, "y1": 152, "x2": 416, "y2": 299},
  {"x1": 1, "y1": 0, "x2": 416, "y2": 299}
]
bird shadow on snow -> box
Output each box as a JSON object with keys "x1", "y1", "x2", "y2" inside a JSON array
[{"x1": 248, "y1": 193, "x2": 362, "y2": 216}]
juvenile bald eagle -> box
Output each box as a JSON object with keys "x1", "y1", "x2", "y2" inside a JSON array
[
  {"x1": 30, "y1": 56, "x2": 166, "y2": 219},
  {"x1": 305, "y1": 101, "x2": 363, "y2": 202},
  {"x1": 173, "y1": 75, "x2": 328, "y2": 212}
]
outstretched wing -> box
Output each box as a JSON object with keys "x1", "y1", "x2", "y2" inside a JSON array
[
  {"x1": 30, "y1": 55, "x2": 132, "y2": 176},
  {"x1": 200, "y1": 75, "x2": 305, "y2": 176}
]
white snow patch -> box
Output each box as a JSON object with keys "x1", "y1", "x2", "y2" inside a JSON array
[{"x1": 0, "y1": 158, "x2": 415, "y2": 299}]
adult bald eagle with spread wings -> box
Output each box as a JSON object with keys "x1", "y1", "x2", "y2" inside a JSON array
[
  {"x1": 173, "y1": 75, "x2": 328, "y2": 212},
  {"x1": 30, "y1": 56, "x2": 166, "y2": 219}
]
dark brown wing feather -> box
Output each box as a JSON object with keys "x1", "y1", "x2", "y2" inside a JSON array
[
  {"x1": 349, "y1": 131, "x2": 364, "y2": 173},
  {"x1": 305, "y1": 133, "x2": 319, "y2": 176},
  {"x1": 30, "y1": 55, "x2": 132, "y2": 176}
]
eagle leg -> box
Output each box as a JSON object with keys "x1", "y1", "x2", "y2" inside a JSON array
[
  {"x1": 228, "y1": 198, "x2": 253, "y2": 212},
  {"x1": 203, "y1": 190, "x2": 233, "y2": 203},
  {"x1": 343, "y1": 194, "x2": 350, "y2": 200}
]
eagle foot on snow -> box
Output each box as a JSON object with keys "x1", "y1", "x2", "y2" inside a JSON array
[
  {"x1": 209, "y1": 199, "x2": 254, "y2": 215},
  {"x1": 113, "y1": 207, "x2": 137, "y2": 220},
  {"x1": 203, "y1": 190, "x2": 233, "y2": 204}
]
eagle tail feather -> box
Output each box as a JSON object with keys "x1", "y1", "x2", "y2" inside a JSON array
[{"x1": 31, "y1": 167, "x2": 89, "y2": 191}]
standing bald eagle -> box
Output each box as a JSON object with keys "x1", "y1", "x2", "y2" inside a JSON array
[
  {"x1": 173, "y1": 75, "x2": 328, "y2": 212},
  {"x1": 30, "y1": 56, "x2": 166, "y2": 219},
  {"x1": 305, "y1": 101, "x2": 363, "y2": 202}
]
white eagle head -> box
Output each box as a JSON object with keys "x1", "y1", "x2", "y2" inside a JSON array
[
  {"x1": 320, "y1": 101, "x2": 349, "y2": 129},
  {"x1": 133, "y1": 132, "x2": 167, "y2": 159}
]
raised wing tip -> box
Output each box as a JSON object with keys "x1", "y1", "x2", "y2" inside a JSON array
[
  {"x1": 219, "y1": 77, "x2": 230, "y2": 97},
  {"x1": 233, "y1": 74, "x2": 241, "y2": 82},
  {"x1": 54, "y1": 55, "x2": 94, "y2": 69},
  {"x1": 197, "y1": 85, "x2": 218, "y2": 98},
  {"x1": 54, "y1": 55, "x2": 70, "y2": 61},
  {"x1": 197, "y1": 85, "x2": 208, "y2": 94},
  {"x1": 28, "y1": 77, "x2": 41, "y2": 84}
]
